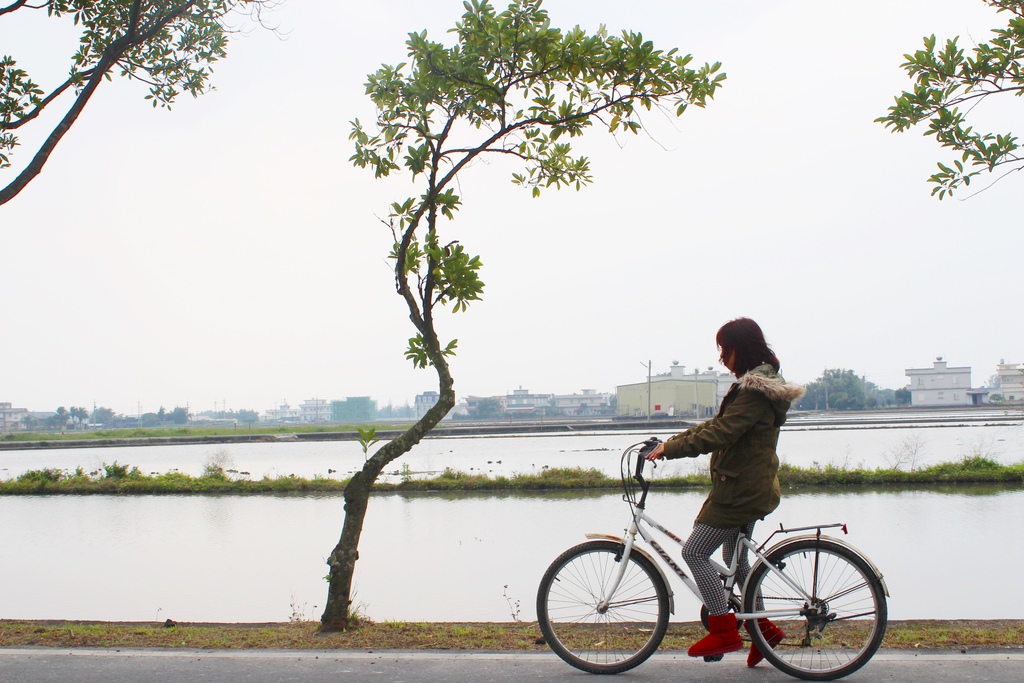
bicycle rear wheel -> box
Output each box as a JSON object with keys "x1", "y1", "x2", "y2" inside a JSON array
[
  {"x1": 537, "y1": 540, "x2": 669, "y2": 674},
  {"x1": 743, "y1": 538, "x2": 887, "y2": 681}
]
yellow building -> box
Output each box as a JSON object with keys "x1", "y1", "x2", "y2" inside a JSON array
[{"x1": 617, "y1": 363, "x2": 733, "y2": 419}]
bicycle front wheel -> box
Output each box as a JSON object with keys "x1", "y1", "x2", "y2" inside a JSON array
[
  {"x1": 743, "y1": 538, "x2": 887, "y2": 681},
  {"x1": 537, "y1": 540, "x2": 669, "y2": 674}
]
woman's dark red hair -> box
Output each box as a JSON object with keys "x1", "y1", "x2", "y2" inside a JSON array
[{"x1": 716, "y1": 317, "x2": 781, "y2": 377}]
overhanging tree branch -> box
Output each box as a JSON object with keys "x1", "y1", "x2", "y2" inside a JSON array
[
  {"x1": 0, "y1": 43, "x2": 121, "y2": 205},
  {"x1": 0, "y1": 1, "x2": 37, "y2": 18},
  {"x1": 1, "y1": 69, "x2": 94, "y2": 131},
  {"x1": 2, "y1": 0, "x2": 267, "y2": 207},
  {"x1": 877, "y1": 0, "x2": 1024, "y2": 198}
]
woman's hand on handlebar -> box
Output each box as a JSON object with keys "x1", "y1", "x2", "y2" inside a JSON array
[{"x1": 645, "y1": 442, "x2": 666, "y2": 461}]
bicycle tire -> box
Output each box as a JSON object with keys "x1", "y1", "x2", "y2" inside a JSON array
[
  {"x1": 743, "y1": 538, "x2": 887, "y2": 681},
  {"x1": 537, "y1": 540, "x2": 670, "y2": 674}
]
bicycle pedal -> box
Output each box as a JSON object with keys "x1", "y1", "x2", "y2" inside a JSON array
[{"x1": 703, "y1": 654, "x2": 724, "y2": 663}]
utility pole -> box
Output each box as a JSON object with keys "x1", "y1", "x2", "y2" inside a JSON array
[
  {"x1": 694, "y1": 367, "x2": 700, "y2": 418},
  {"x1": 641, "y1": 360, "x2": 652, "y2": 423},
  {"x1": 824, "y1": 368, "x2": 830, "y2": 411}
]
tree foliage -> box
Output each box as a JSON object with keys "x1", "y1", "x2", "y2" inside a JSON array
[
  {"x1": 877, "y1": 0, "x2": 1024, "y2": 198},
  {"x1": 0, "y1": 0, "x2": 273, "y2": 206},
  {"x1": 321, "y1": 0, "x2": 724, "y2": 630},
  {"x1": 167, "y1": 406, "x2": 190, "y2": 424},
  {"x1": 797, "y1": 369, "x2": 869, "y2": 411},
  {"x1": 475, "y1": 397, "x2": 504, "y2": 419},
  {"x1": 798, "y1": 369, "x2": 906, "y2": 411},
  {"x1": 69, "y1": 405, "x2": 90, "y2": 426},
  {"x1": 48, "y1": 405, "x2": 70, "y2": 430},
  {"x1": 92, "y1": 406, "x2": 117, "y2": 424}
]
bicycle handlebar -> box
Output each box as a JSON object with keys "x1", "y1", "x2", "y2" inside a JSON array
[
  {"x1": 629, "y1": 437, "x2": 662, "y2": 507},
  {"x1": 635, "y1": 437, "x2": 661, "y2": 473}
]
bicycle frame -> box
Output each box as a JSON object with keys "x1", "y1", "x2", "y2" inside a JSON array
[
  {"x1": 592, "y1": 504, "x2": 839, "y2": 622},
  {"x1": 594, "y1": 439, "x2": 864, "y2": 623}
]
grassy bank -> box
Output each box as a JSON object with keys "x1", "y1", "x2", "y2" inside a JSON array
[
  {"x1": 1, "y1": 456, "x2": 1022, "y2": 495},
  {"x1": 1, "y1": 619, "x2": 1022, "y2": 651}
]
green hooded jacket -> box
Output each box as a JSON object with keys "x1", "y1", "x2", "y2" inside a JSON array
[{"x1": 661, "y1": 364, "x2": 805, "y2": 529}]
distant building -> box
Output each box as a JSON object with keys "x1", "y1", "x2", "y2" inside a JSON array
[
  {"x1": 331, "y1": 396, "x2": 377, "y2": 422},
  {"x1": 414, "y1": 391, "x2": 440, "y2": 419},
  {"x1": 262, "y1": 402, "x2": 301, "y2": 422},
  {"x1": 617, "y1": 363, "x2": 733, "y2": 418},
  {"x1": 505, "y1": 387, "x2": 553, "y2": 416},
  {"x1": 412, "y1": 391, "x2": 468, "y2": 420},
  {"x1": 463, "y1": 395, "x2": 507, "y2": 418},
  {"x1": 0, "y1": 402, "x2": 29, "y2": 433},
  {"x1": 995, "y1": 360, "x2": 1023, "y2": 402},
  {"x1": 299, "y1": 398, "x2": 331, "y2": 423},
  {"x1": 905, "y1": 358, "x2": 975, "y2": 407},
  {"x1": 551, "y1": 389, "x2": 613, "y2": 416}
]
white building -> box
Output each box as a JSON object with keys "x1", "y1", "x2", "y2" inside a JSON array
[
  {"x1": 415, "y1": 391, "x2": 440, "y2": 419},
  {"x1": 995, "y1": 360, "x2": 1023, "y2": 402},
  {"x1": 505, "y1": 387, "x2": 553, "y2": 415},
  {"x1": 905, "y1": 358, "x2": 972, "y2": 407},
  {"x1": 300, "y1": 398, "x2": 331, "y2": 423},
  {"x1": 1, "y1": 402, "x2": 29, "y2": 433},
  {"x1": 263, "y1": 402, "x2": 301, "y2": 422},
  {"x1": 551, "y1": 389, "x2": 612, "y2": 416}
]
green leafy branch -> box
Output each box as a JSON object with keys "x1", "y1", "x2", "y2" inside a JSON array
[
  {"x1": 877, "y1": 0, "x2": 1024, "y2": 198},
  {"x1": 1, "y1": 0, "x2": 273, "y2": 205},
  {"x1": 351, "y1": 0, "x2": 724, "y2": 372},
  {"x1": 355, "y1": 427, "x2": 379, "y2": 461}
]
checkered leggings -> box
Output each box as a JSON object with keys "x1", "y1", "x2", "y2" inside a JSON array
[{"x1": 681, "y1": 521, "x2": 757, "y2": 616}]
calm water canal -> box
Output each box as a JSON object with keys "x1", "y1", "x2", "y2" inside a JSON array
[
  {"x1": 1, "y1": 486, "x2": 1022, "y2": 623},
  {"x1": 1, "y1": 422, "x2": 1022, "y2": 623}
]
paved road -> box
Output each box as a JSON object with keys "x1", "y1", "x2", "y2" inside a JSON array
[{"x1": 1, "y1": 649, "x2": 1023, "y2": 683}]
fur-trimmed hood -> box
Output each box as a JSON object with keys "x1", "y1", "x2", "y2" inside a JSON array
[{"x1": 738, "y1": 364, "x2": 805, "y2": 426}]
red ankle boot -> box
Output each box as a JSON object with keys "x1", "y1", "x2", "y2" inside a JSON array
[
  {"x1": 746, "y1": 618, "x2": 786, "y2": 667},
  {"x1": 688, "y1": 612, "x2": 743, "y2": 658}
]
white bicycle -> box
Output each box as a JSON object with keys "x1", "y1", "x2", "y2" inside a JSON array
[{"x1": 536, "y1": 438, "x2": 889, "y2": 680}]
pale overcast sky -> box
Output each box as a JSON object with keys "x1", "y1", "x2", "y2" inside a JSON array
[{"x1": 1, "y1": 0, "x2": 1020, "y2": 417}]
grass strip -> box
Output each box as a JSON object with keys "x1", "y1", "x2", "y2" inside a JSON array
[
  {"x1": 2, "y1": 457, "x2": 1023, "y2": 495},
  {"x1": 2, "y1": 619, "x2": 1021, "y2": 651}
]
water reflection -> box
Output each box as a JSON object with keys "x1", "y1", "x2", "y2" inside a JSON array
[
  {"x1": 780, "y1": 482, "x2": 1024, "y2": 497},
  {"x1": 1, "y1": 487, "x2": 1021, "y2": 623}
]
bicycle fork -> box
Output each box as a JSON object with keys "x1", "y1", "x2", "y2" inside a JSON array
[{"x1": 596, "y1": 520, "x2": 641, "y2": 613}]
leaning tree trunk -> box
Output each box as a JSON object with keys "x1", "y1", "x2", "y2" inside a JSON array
[{"x1": 320, "y1": 365, "x2": 455, "y2": 630}]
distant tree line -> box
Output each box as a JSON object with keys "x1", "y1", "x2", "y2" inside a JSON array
[
  {"x1": 21, "y1": 405, "x2": 194, "y2": 431},
  {"x1": 797, "y1": 369, "x2": 911, "y2": 411},
  {"x1": 20, "y1": 406, "x2": 92, "y2": 432},
  {"x1": 376, "y1": 403, "x2": 416, "y2": 420}
]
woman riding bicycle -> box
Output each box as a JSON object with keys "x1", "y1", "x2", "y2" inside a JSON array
[{"x1": 645, "y1": 317, "x2": 804, "y2": 666}]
